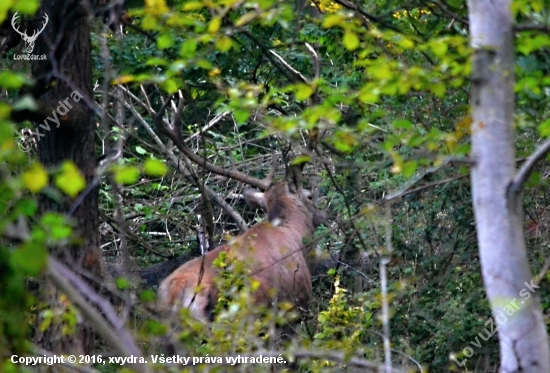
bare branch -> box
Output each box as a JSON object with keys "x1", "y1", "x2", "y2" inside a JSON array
[
  {"x1": 305, "y1": 42, "x2": 320, "y2": 80},
  {"x1": 135, "y1": 86, "x2": 269, "y2": 190},
  {"x1": 514, "y1": 23, "x2": 550, "y2": 33},
  {"x1": 332, "y1": 0, "x2": 403, "y2": 33},
  {"x1": 115, "y1": 91, "x2": 249, "y2": 233},
  {"x1": 46, "y1": 257, "x2": 150, "y2": 373},
  {"x1": 508, "y1": 138, "x2": 550, "y2": 198},
  {"x1": 269, "y1": 50, "x2": 308, "y2": 83}
]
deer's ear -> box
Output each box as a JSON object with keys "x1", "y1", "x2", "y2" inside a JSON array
[{"x1": 243, "y1": 189, "x2": 266, "y2": 211}]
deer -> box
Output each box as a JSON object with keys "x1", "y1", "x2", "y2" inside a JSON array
[{"x1": 157, "y1": 162, "x2": 325, "y2": 328}]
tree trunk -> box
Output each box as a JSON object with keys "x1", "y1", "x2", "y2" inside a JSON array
[
  {"x1": 467, "y1": 1, "x2": 549, "y2": 371},
  {"x1": 31, "y1": 1, "x2": 100, "y2": 355}
]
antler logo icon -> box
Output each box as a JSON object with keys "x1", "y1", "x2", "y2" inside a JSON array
[{"x1": 11, "y1": 11, "x2": 49, "y2": 54}]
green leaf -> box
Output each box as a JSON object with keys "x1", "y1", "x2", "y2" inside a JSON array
[
  {"x1": 0, "y1": 71, "x2": 26, "y2": 89},
  {"x1": 55, "y1": 162, "x2": 86, "y2": 198},
  {"x1": 140, "y1": 289, "x2": 157, "y2": 302},
  {"x1": 196, "y1": 59, "x2": 213, "y2": 70},
  {"x1": 41, "y1": 214, "x2": 72, "y2": 240},
  {"x1": 402, "y1": 160, "x2": 418, "y2": 178},
  {"x1": 0, "y1": 102, "x2": 11, "y2": 119},
  {"x1": 15, "y1": 198, "x2": 36, "y2": 216},
  {"x1": 430, "y1": 40, "x2": 448, "y2": 57},
  {"x1": 157, "y1": 34, "x2": 174, "y2": 49},
  {"x1": 12, "y1": 0, "x2": 40, "y2": 14},
  {"x1": 116, "y1": 277, "x2": 130, "y2": 290},
  {"x1": 11, "y1": 242, "x2": 46, "y2": 276},
  {"x1": 295, "y1": 84, "x2": 314, "y2": 101},
  {"x1": 160, "y1": 78, "x2": 179, "y2": 94},
  {"x1": 144, "y1": 158, "x2": 167, "y2": 176},
  {"x1": 343, "y1": 31, "x2": 360, "y2": 50},
  {"x1": 135, "y1": 146, "x2": 147, "y2": 155},
  {"x1": 392, "y1": 119, "x2": 412, "y2": 130},
  {"x1": 290, "y1": 155, "x2": 311, "y2": 166},
  {"x1": 23, "y1": 163, "x2": 49, "y2": 193},
  {"x1": 429, "y1": 81, "x2": 446, "y2": 97},
  {"x1": 537, "y1": 118, "x2": 550, "y2": 138},
  {"x1": 233, "y1": 108, "x2": 250, "y2": 125},
  {"x1": 333, "y1": 130, "x2": 356, "y2": 152},
  {"x1": 113, "y1": 165, "x2": 140, "y2": 185},
  {"x1": 180, "y1": 39, "x2": 197, "y2": 58}
]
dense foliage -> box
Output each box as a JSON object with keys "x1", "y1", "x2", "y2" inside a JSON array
[{"x1": 1, "y1": 0, "x2": 550, "y2": 371}]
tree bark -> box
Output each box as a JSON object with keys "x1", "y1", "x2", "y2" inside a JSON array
[
  {"x1": 468, "y1": 1, "x2": 549, "y2": 371},
  {"x1": 30, "y1": 1, "x2": 100, "y2": 355}
]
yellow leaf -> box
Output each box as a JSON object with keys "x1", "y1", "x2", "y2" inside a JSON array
[
  {"x1": 208, "y1": 17, "x2": 222, "y2": 34},
  {"x1": 55, "y1": 162, "x2": 85, "y2": 198},
  {"x1": 234, "y1": 12, "x2": 257, "y2": 27},
  {"x1": 182, "y1": 2, "x2": 204, "y2": 11},
  {"x1": 322, "y1": 14, "x2": 344, "y2": 28},
  {"x1": 112, "y1": 75, "x2": 134, "y2": 85},
  {"x1": 215, "y1": 36, "x2": 233, "y2": 52},
  {"x1": 145, "y1": 0, "x2": 169, "y2": 15},
  {"x1": 23, "y1": 163, "x2": 49, "y2": 193}
]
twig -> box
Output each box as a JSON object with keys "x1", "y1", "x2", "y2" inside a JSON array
[
  {"x1": 46, "y1": 257, "x2": 151, "y2": 373},
  {"x1": 269, "y1": 50, "x2": 308, "y2": 83},
  {"x1": 535, "y1": 255, "x2": 550, "y2": 286},
  {"x1": 305, "y1": 42, "x2": 320, "y2": 80},
  {"x1": 332, "y1": 0, "x2": 403, "y2": 33},
  {"x1": 141, "y1": 88, "x2": 269, "y2": 190},
  {"x1": 385, "y1": 173, "x2": 468, "y2": 202},
  {"x1": 508, "y1": 137, "x2": 550, "y2": 198},
  {"x1": 186, "y1": 111, "x2": 231, "y2": 144},
  {"x1": 514, "y1": 23, "x2": 550, "y2": 33},
  {"x1": 115, "y1": 91, "x2": 249, "y2": 232},
  {"x1": 381, "y1": 203, "x2": 393, "y2": 372}
]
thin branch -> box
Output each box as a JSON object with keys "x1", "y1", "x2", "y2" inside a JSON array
[
  {"x1": 385, "y1": 173, "x2": 468, "y2": 202},
  {"x1": 384, "y1": 157, "x2": 467, "y2": 202},
  {"x1": 269, "y1": 50, "x2": 308, "y2": 83},
  {"x1": 332, "y1": 0, "x2": 404, "y2": 33},
  {"x1": 186, "y1": 110, "x2": 231, "y2": 144},
  {"x1": 237, "y1": 30, "x2": 298, "y2": 83},
  {"x1": 140, "y1": 88, "x2": 269, "y2": 190},
  {"x1": 535, "y1": 255, "x2": 550, "y2": 286},
  {"x1": 115, "y1": 91, "x2": 249, "y2": 233},
  {"x1": 305, "y1": 42, "x2": 320, "y2": 80},
  {"x1": 425, "y1": 0, "x2": 468, "y2": 26},
  {"x1": 46, "y1": 257, "x2": 151, "y2": 373},
  {"x1": 508, "y1": 138, "x2": 550, "y2": 198},
  {"x1": 514, "y1": 23, "x2": 550, "y2": 33},
  {"x1": 381, "y1": 203, "x2": 393, "y2": 371}
]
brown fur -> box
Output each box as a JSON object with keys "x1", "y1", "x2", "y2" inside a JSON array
[{"x1": 157, "y1": 180, "x2": 321, "y2": 321}]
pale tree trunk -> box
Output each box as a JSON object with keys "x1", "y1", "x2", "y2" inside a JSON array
[{"x1": 468, "y1": 1, "x2": 549, "y2": 371}]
